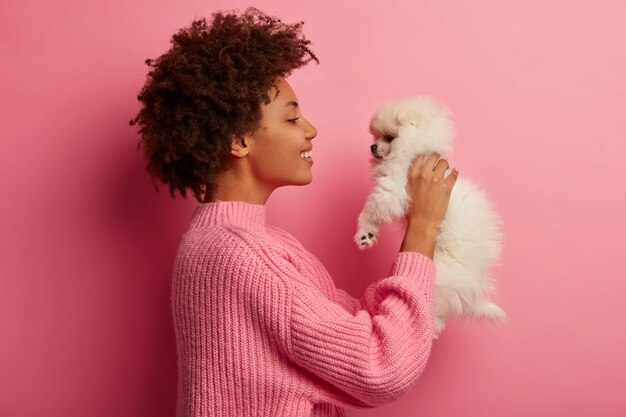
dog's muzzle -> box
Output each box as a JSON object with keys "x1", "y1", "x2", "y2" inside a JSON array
[{"x1": 370, "y1": 144, "x2": 383, "y2": 159}]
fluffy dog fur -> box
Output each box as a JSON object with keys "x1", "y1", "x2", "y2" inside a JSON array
[{"x1": 354, "y1": 96, "x2": 506, "y2": 338}]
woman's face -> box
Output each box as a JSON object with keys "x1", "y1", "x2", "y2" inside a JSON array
[{"x1": 244, "y1": 77, "x2": 317, "y2": 189}]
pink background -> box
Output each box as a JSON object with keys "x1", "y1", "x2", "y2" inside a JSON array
[{"x1": 1, "y1": 0, "x2": 625, "y2": 416}]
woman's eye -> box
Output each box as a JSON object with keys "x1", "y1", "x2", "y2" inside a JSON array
[{"x1": 288, "y1": 117, "x2": 300, "y2": 124}]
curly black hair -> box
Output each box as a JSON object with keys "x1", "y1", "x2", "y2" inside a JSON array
[{"x1": 129, "y1": 7, "x2": 319, "y2": 203}]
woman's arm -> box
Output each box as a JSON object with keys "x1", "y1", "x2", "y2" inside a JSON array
[
  {"x1": 400, "y1": 220, "x2": 438, "y2": 260},
  {"x1": 246, "y1": 245, "x2": 436, "y2": 408},
  {"x1": 334, "y1": 287, "x2": 363, "y2": 315}
]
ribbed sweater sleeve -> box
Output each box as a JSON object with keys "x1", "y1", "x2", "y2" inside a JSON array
[
  {"x1": 248, "y1": 244, "x2": 436, "y2": 408},
  {"x1": 334, "y1": 287, "x2": 363, "y2": 316}
]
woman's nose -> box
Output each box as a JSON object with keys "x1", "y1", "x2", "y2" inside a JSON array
[{"x1": 305, "y1": 120, "x2": 317, "y2": 140}]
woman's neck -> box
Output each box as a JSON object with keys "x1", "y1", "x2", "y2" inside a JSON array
[{"x1": 204, "y1": 166, "x2": 273, "y2": 205}]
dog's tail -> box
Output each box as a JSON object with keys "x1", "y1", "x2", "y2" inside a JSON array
[{"x1": 478, "y1": 301, "x2": 507, "y2": 325}]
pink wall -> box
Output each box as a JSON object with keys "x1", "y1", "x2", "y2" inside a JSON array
[{"x1": 1, "y1": 0, "x2": 625, "y2": 416}]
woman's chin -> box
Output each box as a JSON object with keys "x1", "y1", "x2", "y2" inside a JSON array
[{"x1": 295, "y1": 173, "x2": 313, "y2": 185}]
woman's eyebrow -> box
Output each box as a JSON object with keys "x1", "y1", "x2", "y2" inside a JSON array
[{"x1": 283, "y1": 101, "x2": 299, "y2": 109}]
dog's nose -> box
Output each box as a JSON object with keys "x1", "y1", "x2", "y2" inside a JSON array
[{"x1": 370, "y1": 144, "x2": 377, "y2": 152}]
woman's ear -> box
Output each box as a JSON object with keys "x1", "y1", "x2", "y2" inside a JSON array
[{"x1": 230, "y1": 133, "x2": 249, "y2": 157}]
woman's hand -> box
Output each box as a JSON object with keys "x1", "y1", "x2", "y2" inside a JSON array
[
  {"x1": 400, "y1": 152, "x2": 459, "y2": 258},
  {"x1": 405, "y1": 152, "x2": 459, "y2": 232}
]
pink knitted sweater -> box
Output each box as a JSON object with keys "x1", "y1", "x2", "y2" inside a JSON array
[{"x1": 171, "y1": 200, "x2": 436, "y2": 417}]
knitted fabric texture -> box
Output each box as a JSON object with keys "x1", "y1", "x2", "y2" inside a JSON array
[{"x1": 171, "y1": 200, "x2": 436, "y2": 417}]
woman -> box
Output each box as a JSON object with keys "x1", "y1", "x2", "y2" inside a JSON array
[{"x1": 130, "y1": 7, "x2": 458, "y2": 417}]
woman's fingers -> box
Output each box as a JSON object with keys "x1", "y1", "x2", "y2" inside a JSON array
[
  {"x1": 433, "y1": 156, "x2": 449, "y2": 179},
  {"x1": 409, "y1": 152, "x2": 458, "y2": 186},
  {"x1": 425, "y1": 152, "x2": 440, "y2": 171},
  {"x1": 410, "y1": 152, "x2": 439, "y2": 177},
  {"x1": 446, "y1": 168, "x2": 459, "y2": 185},
  {"x1": 409, "y1": 154, "x2": 425, "y2": 176}
]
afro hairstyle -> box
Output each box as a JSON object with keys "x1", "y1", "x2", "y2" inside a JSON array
[{"x1": 129, "y1": 6, "x2": 319, "y2": 203}]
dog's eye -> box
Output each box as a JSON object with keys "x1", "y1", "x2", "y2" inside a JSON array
[{"x1": 383, "y1": 136, "x2": 394, "y2": 142}]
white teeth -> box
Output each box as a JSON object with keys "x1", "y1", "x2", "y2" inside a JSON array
[{"x1": 300, "y1": 150, "x2": 312, "y2": 158}]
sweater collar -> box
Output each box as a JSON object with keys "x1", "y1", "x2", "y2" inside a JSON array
[{"x1": 189, "y1": 199, "x2": 267, "y2": 230}]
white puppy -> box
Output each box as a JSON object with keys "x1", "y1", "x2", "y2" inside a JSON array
[{"x1": 354, "y1": 96, "x2": 506, "y2": 338}]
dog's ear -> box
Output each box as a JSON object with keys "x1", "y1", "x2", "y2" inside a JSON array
[{"x1": 396, "y1": 108, "x2": 419, "y2": 128}]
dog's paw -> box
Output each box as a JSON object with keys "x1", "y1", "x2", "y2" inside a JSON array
[{"x1": 355, "y1": 229, "x2": 377, "y2": 250}]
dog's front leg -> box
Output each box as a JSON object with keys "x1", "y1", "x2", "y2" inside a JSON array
[
  {"x1": 354, "y1": 179, "x2": 408, "y2": 249},
  {"x1": 355, "y1": 200, "x2": 381, "y2": 249}
]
